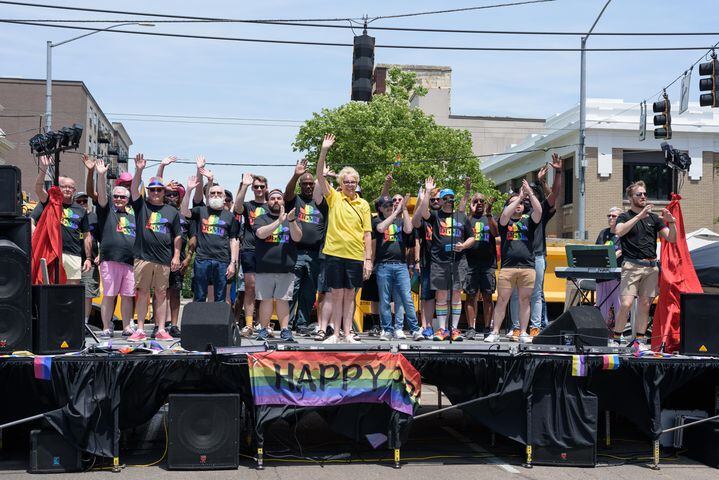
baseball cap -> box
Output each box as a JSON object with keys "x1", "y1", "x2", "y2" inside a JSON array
[
  {"x1": 115, "y1": 172, "x2": 133, "y2": 186},
  {"x1": 375, "y1": 195, "x2": 392, "y2": 210},
  {"x1": 439, "y1": 188, "x2": 455, "y2": 198},
  {"x1": 74, "y1": 191, "x2": 88, "y2": 199},
  {"x1": 147, "y1": 176, "x2": 165, "y2": 188}
]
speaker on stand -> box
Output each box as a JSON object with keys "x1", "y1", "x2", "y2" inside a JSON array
[
  {"x1": 533, "y1": 306, "x2": 609, "y2": 347},
  {"x1": 32, "y1": 285, "x2": 85, "y2": 354},
  {"x1": 180, "y1": 302, "x2": 240, "y2": 352}
]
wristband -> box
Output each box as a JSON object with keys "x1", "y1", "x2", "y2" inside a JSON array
[{"x1": 289, "y1": 218, "x2": 296, "y2": 222}]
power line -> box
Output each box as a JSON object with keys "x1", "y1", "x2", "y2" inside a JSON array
[
  {"x1": 3, "y1": 20, "x2": 718, "y2": 52},
  {"x1": 369, "y1": 0, "x2": 555, "y2": 22}
]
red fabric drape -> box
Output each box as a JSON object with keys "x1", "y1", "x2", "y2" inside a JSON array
[
  {"x1": 31, "y1": 186, "x2": 66, "y2": 284},
  {"x1": 652, "y1": 194, "x2": 703, "y2": 352}
]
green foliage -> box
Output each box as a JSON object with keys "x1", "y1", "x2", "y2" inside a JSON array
[{"x1": 293, "y1": 67, "x2": 500, "y2": 203}]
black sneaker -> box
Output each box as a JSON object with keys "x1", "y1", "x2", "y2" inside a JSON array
[
  {"x1": 168, "y1": 325, "x2": 182, "y2": 338},
  {"x1": 465, "y1": 328, "x2": 477, "y2": 340},
  {"x1": 280, "y1": 328, "x2": 294, "y2": 342},
  {"x1": 326, "y1": 325, "x2": 335, "y2": 337},
  {"x1": 256, "y1": 328, "x2": 269, "y2": 341}
]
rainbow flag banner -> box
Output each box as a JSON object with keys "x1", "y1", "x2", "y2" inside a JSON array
[
  {"x1": 248, "y1": 351, "x2": 421, "y2": 415},
  {"x1": 602, "y1": 354, "x2": 621, "y2": 370}
]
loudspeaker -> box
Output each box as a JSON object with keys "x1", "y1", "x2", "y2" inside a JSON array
[
  {"x1": 32, "y1": 285, "x2": 84, "y2": 354},
  {"x1": 168, "y1": 393, "x2": 240, "y2": 470},
  {"x1": 530, "y1": 387, "x2": 598, "y2": 467},
  {"x1": 181, "y1": 302, "x2": 240, "y2": 352},
  {"x1": 29, "y1": 428, "x2": 82, "y2": 473},
  {"x1": 0, "y1": 216, "x2": 32, "y2": 352},
  {"x1": 533, "y1": 306, "x2": 608, "y2": 347},
  {"x1": 0, "y1": 165, "x2": 22, "y2": 216},
  {"x1": 683, "y1": 418, "x2": 719, "y2": 468},
  {"x1": 680, "y1": 293, "x2": 719, "y2": 356}
]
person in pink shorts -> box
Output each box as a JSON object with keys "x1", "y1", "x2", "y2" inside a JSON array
[{"x1": 95, "y1": 160, "x2": 137, "y2": 338}]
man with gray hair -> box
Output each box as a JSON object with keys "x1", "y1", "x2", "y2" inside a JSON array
[{"x1": 94, "y1": 159, "x2": 137, "y2": 338}]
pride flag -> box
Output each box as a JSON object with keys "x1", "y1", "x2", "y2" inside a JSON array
[
  {"x1": 602, "y1": 354, "x2": 620, "y2": 370},
  {"x1": 571, "y1": 355, "x2": 588, "y2": 377},
  {"x1": 248, "y1": 352, "x2": 421, "y2": 415},
  {"x1": 33, "y1": 356, "x2": 52, "y2": 381}
]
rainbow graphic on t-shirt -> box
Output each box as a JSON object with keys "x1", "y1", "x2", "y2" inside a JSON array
[
  {"x1": 424, "y1": 224, "x2": 433, "y2": 241},
  {"x1": 506, "y1": 215, "x2": 529, "y2": 241},
  {"x1": 439, "y1": 217, "x2": 462, "y2": 238},
  {"x1": 116, "y1": 216, "x2": 136, "y2": 237},
  {"x1": 298, "y1": 204, "x2": 321, "y2": 224},
  {"x1": 201, "y1": 214, "x2": 228, "y2": 236},
  {"x1": 146, "y1": 211, "x2": 169, "y2": 234},
  {"x1": 384, "y1": 223, "x2": 401, "y2": 242},
  {"x1": 248, "y1": 206, "x2": 266, "y2": 226},
  {"x1": 266, "y1": 224, "x2": 290, "y2": 244},
  {"x1": 61, "y1": 207, "x2": 80, "y2": 230},
  {"x1": 473, "y1": 220, "x2": 491, "y2": 243}
]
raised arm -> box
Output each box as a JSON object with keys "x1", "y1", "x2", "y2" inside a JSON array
[
  {"x1": 412, "y1": 177, "x2": 435, "y2": 227},
  {"x1": 234, "y1": 172, "x2": 254, "y2": 215},
  {"x1": 34, "y1": 155, "x2": 51, "y2": 203},
  {"x1": 659, "y1": 208, "x2": 677, "y2": 243},
  {"x1": 458, "y1": 176, "x2": 471, "y2": 213},
  {"x1": 181, "y1": 175, "x2": 199, "y2": 218},
  {"x1": 500, "y1": 194, "x2": 524, "y2": 226},
  {"x1": 131, "y1": 154, "x2": 146, "y2": 202},
  {"x1": 198, "y1": 167, "x2": 214, "y2": 204},
  {"x1": 82, "y1": 154, "x2": 98, "y2": 202},
  {"x1": 486, "y1": 197, "x2": 499, "y2": 237},
  {"x1": 401, "y1": 194, "x2": 413, "y2": 234},
  {"x1": 546, "y1": 153, "x2": 562, "y2": 208},
  {"x1": 284, "y1": 159, "x2": 308, "y2": 203},
  {"x1": 615, "y1": 205, "x2": 652, "y2": 237},
  {"x1": 193, "y1": 156, "x2": 205, "y2": 205},
  {"x1": 95, "y1": 159, "x2": 109, "y2": 207},
  {"x1": 376, "y1": 202, "x2": 402, "y2": 233},
  {"x1": 316, "y1": 134, "x2": 335, "y2": 197},
  {"x1": 287, "y1": 207, "x2": 302, "y2": 242},
  {"x1": 524, "y1": 180, "x2": 542, "y2": 224},
  {"x1": 155, "y1": 155, "x2": 177, "y2": 180},
  {"x1": 379, "y1": 173, "x2": 392, "y2": 199}
]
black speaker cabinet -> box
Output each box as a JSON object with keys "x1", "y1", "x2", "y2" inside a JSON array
[
  {"x1": 680, "y1": 293, "x2": 719, "y2": 356},
  {"x1": 181, "y1": 302, "x2": 240, "y2": 352},
  {"x1": 531, "y1": 387, "x2": 598, "y2": 467},
  {"x1": 0, "y1": 217, "x2": 32, "y2": 352},
  {"x1": 683, "y1": 418, "x2": 719, "y2": 468},
  {"x1": 534, "y1": 306, "x2": 608, "y2": 347},
  {"x1": 0, "y1": 165, "x2": 22, "y2": 217},
  {"x1": 29, "y1": 428, "x2": 82, "y2": 473},
  {"x1": 32, "y1": 284, "x2": 84, "y2": 354},
  {"x1": 167, "y1": 393, "x2": 240, "y2": 470}
]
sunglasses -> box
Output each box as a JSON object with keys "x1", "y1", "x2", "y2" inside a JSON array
[
  {"x1": 430, "y1": 198, "x2": 441, "y2": 203},
  {"x1": 225, "y1": 198, "x2": 233, "y2": 203},
  {"x1": 252, "y1": 185, "x2": 266, "y2": 190},
  {"x1": 443, "y1": 197, "x2": 455, "y2": 202},
  {"x1": 342, "y1": 180, "x2": 357, "y2": 185},
  {"x1": 148, "y1": 187, "x2": 164, "y2": 193},
  {"x1": 165, "y1": 191, "x2": 179, "y2": 198},
  {"x1": 209, "y1": 192, "x2": 225, "y2": 197},
  {"x1": 634, "y1": 192, "x2": 647, "y2": 197},
  {"x1": 392, "y1": 198, "x2": 402, "y2": 203},
  {"x1": 113, "y1": 195, "x2": 128, "y2": 200},
  {"x1": 76, "y1": 198, "x2": 88, "y2": 204}
]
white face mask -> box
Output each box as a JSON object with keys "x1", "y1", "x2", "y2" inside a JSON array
[{"x1": 208, "y1": 197, "x2": 224, "y2": 210}]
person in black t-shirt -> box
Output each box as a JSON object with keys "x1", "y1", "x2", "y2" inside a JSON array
[
  {"x1": 253, "y1": 189, "x2": 303, "y2": 342},
  {"x1": 75, "y1": 191, "x2": 100, "y2": 325},
  {"x1": 94, "y1": 159, "x2": 137, "y2": 338},
  {"x1": 234, "y1": 172, "x2": 269, "y2": 336},
  {"x1": 283, "y1": 159, "x2": 328, "y2": 335},
  {"x1": 414, "y1": 186, "x2": 442, "y2": 338},
  {"x1": 182, "y1": 177, "x2": 240, "y2": 303},
  {"x1": 129, "y1": 154, "x2": 182, "y2": 342},
  {"x1": 413, "y1": 177, "x2": 475, "y2": 342},
  {"x1": 462, "y1": 193, "x2": 498, "y2": 340},
  {"x1": 484, "y1": 180, "x2": 542, "y2": 344},
  {"x1": 612, "y1": 181, "x2": 676, "y2": 350},
  {"x1": 31, "y1": 155, "x2": 91, "y2": 284},
  {"x1": 595, "y1": 206, "x2": 623, "y2": 328},
  {"x1": 374, "y1": 195, "x2": 423, "y2": 342}
]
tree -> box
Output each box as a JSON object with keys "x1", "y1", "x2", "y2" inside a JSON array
[{"x1": 293, "y1": 67, "x2": 501, "y2": 202}]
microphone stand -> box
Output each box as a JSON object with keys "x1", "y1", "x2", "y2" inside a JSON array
[{"x1": 448, "y1": 200, "x2": 455, "y2": 344}]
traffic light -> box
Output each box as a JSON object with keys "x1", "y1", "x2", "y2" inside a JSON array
[
  {"x1": 351, "y1": 34, "x2": 375, "y2": 102},
  {"x1": 699, "y1": 50, "x2": 719, "y2": 108},
  {"x1": 653, "y1": 92, "x2": 671, "y2": 140}
]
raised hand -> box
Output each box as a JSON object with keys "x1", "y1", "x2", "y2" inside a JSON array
[
  {"x1": 403, "y1": 193, "x2": 411, "y2": 211},
  {"x1": 81, "y1": 153, "x2": 96, "y2": 171},
  {"x1": 39, "y1": 155, "x2": 53, "y2": 170},
  {"x1": 638, "y1": 204, "x2": 653, "y2": 220},
  {"x1": 521, "y1": 179, "x2": 531, "y2": 197},
  {"x1": 538, "y1": 164, "x2": 548, "y2": 182},
  {"x1": 187, "y1": 175, "x2": 200, "y2": 191},
  {"x1": 279, "y1": 202, "x2": 287, "y2": 222},
  {"x1": 95, "y1": 158, "x2": 108, "y2": 176},
  {"x1": 165, "y1": 180, "x2": 180, "y2": 191},
  {"x1": 424, "y1": 176, "x2": 435, "y2": 192},
  {"x1": 551, "y1": 153, "x2": 562, "y2": 170},
  {"x1": 286, "y1": 207, "x2": 296, "y2": 222},
  {"x1": 161, "y1": 155, "x2": 177, "y2": 166},
  {"x1": 195, "y1": 155, "x2": 206, "y2": 169},
  {"x1": 660, "y1": 208, "x2": 676, "y2": 224},
  {"x1": 464, "y1": 175, "x2": 471, "y2": 192},
  {"x1": 323, "y1": 164, "x2": 336, "y2": 179},
  {"x1": 321, "y1": 133, "x2": 336, "y2": 150},
  {"x1": 241, "y1": 172, "x2": 254, "y2": 186},
  {"x1": 199, "y1": 167, "x2": 214, "y2": 180},
  {"x1": 294, "y1": 158, "x2": 308, "y2": 177},
  {"x1": 385, "y1": 173, "x2": 393, "y2": 184},
  {"x1": 134, "y1": 153, "x2": 146, "y2": 171}
]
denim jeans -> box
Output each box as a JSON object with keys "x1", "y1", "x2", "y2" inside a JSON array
[
  {"x1": 194, "y1": 258, "x2": 229, "y2": 302},
  {"x1": 289, "y1": 250, "x2": 321, "y2": 330},
  {"x1": 376, "y1": 262, "x2": 420, "y2": 333},
  {"x1": 510, "y1": 255, "x2": 547, "y2": 329}
]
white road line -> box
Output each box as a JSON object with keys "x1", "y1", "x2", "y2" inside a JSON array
[{"x1": 442, "y1": 425, "x2": 520, "y2": 474}]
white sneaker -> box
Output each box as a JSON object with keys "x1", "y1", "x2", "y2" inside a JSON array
[
  {"x1": 518, "y1": 332, "x2": 532, "y2": 344},
  {"x1": 322, "y1": 335, "x2": 340, "y2": 344},
  {"x1": 635, "y1": 339, "x2": 651, "y2": 352},
  {"x1": 484, "y1": 333, "x2": 501, "y2": 343},
  {"x1": 411, "y1": 330, "x2": 425, "y2": 341},
  {"x1": 395, "y1": 329, "x2": 406, "y2": 340},
  {"x1": 607, "y1": 338, "x2": 619, "y2": 347},
  {"x1": 379, "y1": 331, "x2": 393, "y2": 342}
]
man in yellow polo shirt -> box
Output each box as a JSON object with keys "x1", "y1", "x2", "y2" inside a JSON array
[{"x1": 316, "y1": 133, "x2": 372, "y2": 344}]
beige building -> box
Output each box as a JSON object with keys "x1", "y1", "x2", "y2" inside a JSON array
[{"x1": 0, "y1": 78, "x2": 132, "y2": 199}]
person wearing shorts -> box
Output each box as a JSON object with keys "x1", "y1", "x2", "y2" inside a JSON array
[
  {"x1": 252, "y1": 189, "x2": 303, "y2": 341},
  {"x1": 129, "y1": 155, "x2": 182, "y2": 342},
  {"x1": 414, "y1": 186, "x2": 441, "y2": 337},
  {"x1": 94, "y1": 159, "x2": 137, "y2": 338},
  {"x1": 612, "y1": 181, "x2": 676, "y2": 350},
  {"x1": 484, "y1": 180, "x2": 541, "y2": 344}
]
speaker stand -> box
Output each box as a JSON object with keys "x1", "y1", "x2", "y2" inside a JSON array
[{"x1": 85, "y1": 324, "x2": 100, "y2": 344}]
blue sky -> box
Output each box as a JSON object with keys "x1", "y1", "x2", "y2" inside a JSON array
[{"x1": 2, "y1": 0, "x2": 718, "y2": 190}]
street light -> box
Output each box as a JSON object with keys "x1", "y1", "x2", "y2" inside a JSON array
[{"x1": 45, "y1": 22, "x2": 155, "y2": 131}]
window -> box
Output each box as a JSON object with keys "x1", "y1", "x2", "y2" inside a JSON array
[
  {"x1": 563, "y1": 158, "x2": 574, "y2": 205},
  {"x1": 623, "y1": 150, "x2": 676, "y2": 201}
]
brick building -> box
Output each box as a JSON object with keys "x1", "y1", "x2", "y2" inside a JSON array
[{"x1": 0, "y1": 78, "x2": 132, "y2": 199}]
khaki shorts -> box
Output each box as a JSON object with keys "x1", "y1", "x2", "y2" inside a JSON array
[
  {"x1": 255, "y1": 273, "x2": 295, "y2": 301},
  {"x1": 497, "y1": 268, "x2": 536, "y2": 290},
  {"x1": 620, "y1": 262, "x2": 659, "y2": 298},
  {"x1": 134, "y1": 259, "x2": 170, "y2": 292},
  {"x1": 62, "y1": 254, "x2": 82, "y2": 281}
]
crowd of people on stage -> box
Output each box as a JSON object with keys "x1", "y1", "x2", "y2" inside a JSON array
[{"x1": 28, "y1": 133, "x2": 678, "y2": 350}]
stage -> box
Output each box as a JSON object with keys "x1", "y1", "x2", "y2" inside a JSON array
[{"x1": 2, "y1": 329, "x2": 719, "y2": 471}]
